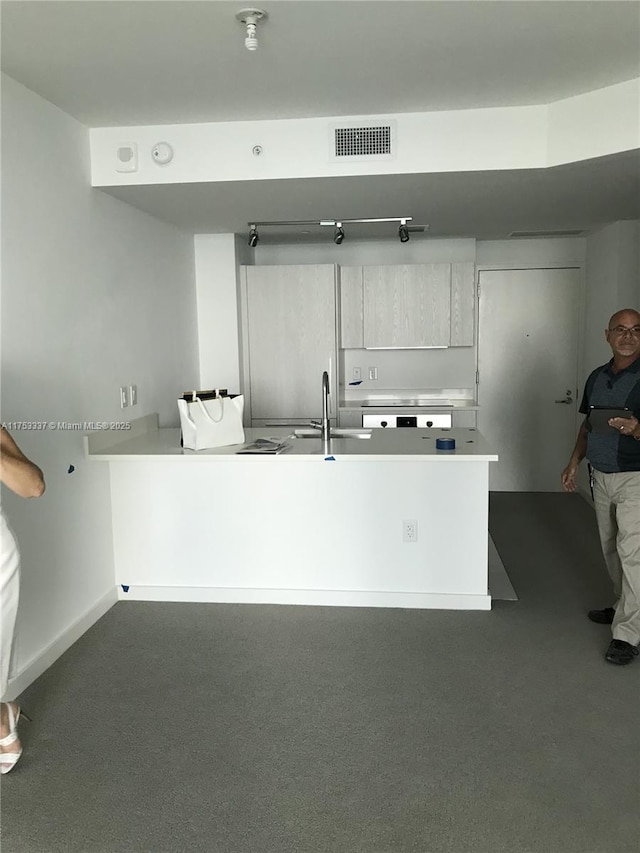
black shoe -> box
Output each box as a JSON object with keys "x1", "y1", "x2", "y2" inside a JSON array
[
  {"x1": 605, "y1": 639, "x2": 639, "y2": 666},
  {"x1": 588, "y1": 607, "x2": 615, "y2": 624}
]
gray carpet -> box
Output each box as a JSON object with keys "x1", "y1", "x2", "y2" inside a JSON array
[{"x1": 1, "y1": 494, "x2": 638, "y2": 853}]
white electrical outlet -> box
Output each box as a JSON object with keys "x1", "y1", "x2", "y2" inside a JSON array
[
  {"x1": 353, "y1": 367, "x2": 362, "y2": 381},
  {"x1": 120, "y1": 386, "x2": 128, "y2": 408},
  {"x1": 129, "y1": 384, "x2": 138, "y2": 406},
  {"x1": 368, "y1": 367, "x2": 378, "y2": 380},
  {"x1": 403, "y1": 519, "x2": 418, "y2": 543}
]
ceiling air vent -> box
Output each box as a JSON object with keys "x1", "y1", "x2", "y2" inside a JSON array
[
  {"x1": 508, "y1": 229, "x2": 586, "y2": 238},
  {"x1": 330, "y1": 122, "x2": 396, "y2": 161}
]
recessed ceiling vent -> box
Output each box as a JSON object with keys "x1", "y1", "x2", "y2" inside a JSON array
[
  {"x1": 508, "y1": 229, "x2": 586, "y2": 238},
  {"x1": 330, "y1": 122, "x2": 396, "y2": 161}
]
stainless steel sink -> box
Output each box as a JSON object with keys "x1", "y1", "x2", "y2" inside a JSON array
[{"x1": 292, "y1": 428, "x2": 372, "y2": 439}]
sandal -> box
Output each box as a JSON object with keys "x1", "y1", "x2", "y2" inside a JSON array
[{"x1": 0, "y1": 702, "x2": 24, "y2": 774}]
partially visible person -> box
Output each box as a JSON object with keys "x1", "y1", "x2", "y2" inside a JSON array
[
  {"x1": 0, "y1": 427, "x2": 45, "y2": 773},
  {"x1": 561, "y1": 308, "x2": 640, "y2": 666}
]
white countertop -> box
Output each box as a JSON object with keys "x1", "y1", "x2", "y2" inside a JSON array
[{"x1": 85, "y1": 417, "x2": 497, "y2": 462}]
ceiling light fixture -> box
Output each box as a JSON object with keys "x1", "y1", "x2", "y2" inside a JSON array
[
  {"x1": 236, "y1": 8, "x2": 268, "y2": 51},
  {"x1": 246, "y1": 217, "x2": 413, "y2": 244}
]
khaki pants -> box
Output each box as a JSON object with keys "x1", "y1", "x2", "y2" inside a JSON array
[{"x1": 592, "y1": 469, "x2": 640, "y2": 646}]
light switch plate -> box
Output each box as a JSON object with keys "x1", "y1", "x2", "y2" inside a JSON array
[
  {"x1": 120, "y1": 386, "x2": 128, "y2": 408},
  {"x1": 368, "y1": 367, "x2": 378, "y2": 380},
  {"x1": 129, "y1": 384, "x2": 138, "y2": 406}
]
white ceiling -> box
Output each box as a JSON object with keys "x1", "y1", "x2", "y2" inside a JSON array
[
  {"x1": 3, "y1": 1, "x2": 640, "y2": 126},
  {"x1": 2, "y1": 0, "x2": 640, "y2": 241}
]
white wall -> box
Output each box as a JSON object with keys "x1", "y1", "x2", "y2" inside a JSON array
[
  {"x1": 0, "y1": 75, "x2": 199, "y2": 696},
  {"x1": 254, "y1": 237, "x2": 476, "y2": 266},
  {"x1": 89, "y1": 79, "x2": 640, "y2": 188},
  {"x1": 547, "y1": 79, "x2": 640, "y2": 165},
  {"x1": 584, "y1": 221, "x2": 640, "y2": 375},
  {"x1": 90, "y1": 105, "x2": 547, "y2": 186},
  {"x1": 193, "y1": 234, "x2": 254, "y2": 394},
  {"x1": 194, "y1": 234, "x2": 241, "y2": 391},
  {"x1": 476, "y1": 237, "x2": 587, "y2": 268}
]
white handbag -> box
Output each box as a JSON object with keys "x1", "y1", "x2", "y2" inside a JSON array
[{"x1": 177, "y1": 393, "x2": 245, "y2": 451}]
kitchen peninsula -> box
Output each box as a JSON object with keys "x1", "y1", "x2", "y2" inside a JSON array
[{"x1": 87, "y1": 415, "x2": 498, "y2": 610}]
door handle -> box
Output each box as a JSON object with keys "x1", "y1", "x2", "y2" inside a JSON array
[{"x1": 555, "y1": 390, "x2": 573, "y2": 404}]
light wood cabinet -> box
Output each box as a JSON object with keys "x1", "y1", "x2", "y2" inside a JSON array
[
  {"x1": 339, "y1": 262, "x2": 475, "y2": 348},
  {"x1": 450, "y1": 263, "x2": 475, "y2": 346},
  {"x1": 339, "y1": 266, "x2": 364, "y2": 349},
  {"x1": 364, "y1": 264, "x2": 451, "y2": 348},
  {"x1": 243, "y1": 265, "x2": 337, "y2": 421}
]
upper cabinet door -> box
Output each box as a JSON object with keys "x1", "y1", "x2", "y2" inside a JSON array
[
  {"x1": 245, "y1": 265, "x2": 337, "y2": 420},
  {"x1": 339, "y1": 266, "x2": 364, "y2": 349},
  {"x1": 450, "y1": 262, "x2": 475, "y2": 346},
  {"x1": 363, "y1": 264, "x2": 451, "y2": 348}
]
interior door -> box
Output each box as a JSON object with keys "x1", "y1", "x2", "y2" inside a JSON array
[{"x1": 477, "y1": 268, "x2": 581, "y2": 491}]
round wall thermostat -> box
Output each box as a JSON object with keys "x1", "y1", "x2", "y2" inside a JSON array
[{"x1": 151, "y1": 142, "x2": 174, "y2": 165}]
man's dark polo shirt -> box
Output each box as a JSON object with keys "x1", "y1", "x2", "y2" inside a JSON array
[{"x1": 579, "y1": 355, "x2": 640, "y2": 473}]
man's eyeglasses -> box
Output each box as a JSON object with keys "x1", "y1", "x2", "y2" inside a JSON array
[{"x1": 608, "y1": 325, "x2": 640, "y2": 338}]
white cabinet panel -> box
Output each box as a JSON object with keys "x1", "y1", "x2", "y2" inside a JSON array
[
  {"x1": 245, "y1": 265, "x2": 337, "y2": 420},
  {"x1": 363, "y1": 264, "x2": 451, "y2": 348}
]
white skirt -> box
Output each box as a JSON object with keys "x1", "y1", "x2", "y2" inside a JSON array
[{"x1": 0, "y1": 506, "x2": 21, "y2": 698}]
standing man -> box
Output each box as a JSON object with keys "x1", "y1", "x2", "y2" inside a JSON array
[{"x1": 562, "y1": 308, "x2": 640, "y2": 665}]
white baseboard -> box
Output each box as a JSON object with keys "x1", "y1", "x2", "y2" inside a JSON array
[
  {"x1": 3, "y1": 588, "x2": 118, "y2": 700},
  {"x1": 118, "y1": 585, "x2": 492, "y2": 610}
]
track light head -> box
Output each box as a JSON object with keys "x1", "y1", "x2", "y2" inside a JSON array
[
  {"x1": 398, "y1": 220, "x2": 410, "y2": 243},
  {"x1": 334, "y1": 223, "x2": 345, "y2": 245},
  {"x1": 248, "y1": 226, "x2": 259, "y2": 247}
]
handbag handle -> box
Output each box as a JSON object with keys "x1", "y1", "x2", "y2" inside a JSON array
[{"x1": 196, "y1": 395, "x2": 224, "y2": 424}]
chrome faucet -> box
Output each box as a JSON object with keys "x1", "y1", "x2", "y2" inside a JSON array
[{"x1": 310, "y1": 370, "x2": 331, "y2": 441}]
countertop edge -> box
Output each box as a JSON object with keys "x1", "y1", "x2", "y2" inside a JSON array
[{"x1": 86, "y1": 420, "x2": 498, "y2": 462}]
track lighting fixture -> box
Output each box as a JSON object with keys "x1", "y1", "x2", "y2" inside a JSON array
[
  {"x1": 246, "y1": 217, "x2": 413, "y2": 245},
  {"x1": 236, "y1": 8, "x2": 268, "y2": 51}
]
